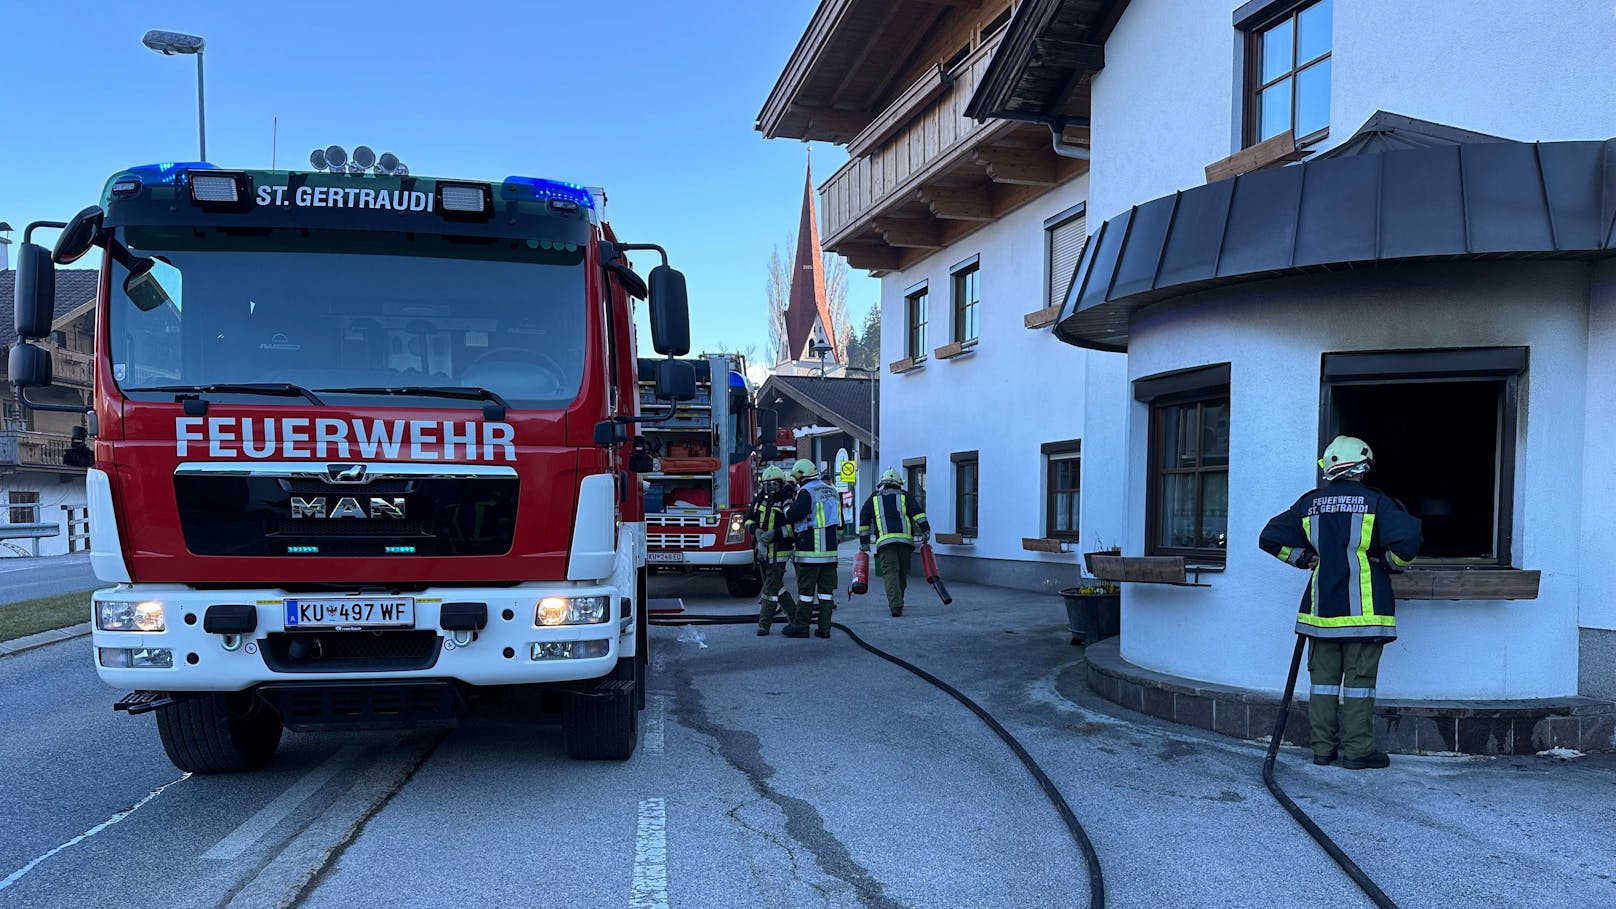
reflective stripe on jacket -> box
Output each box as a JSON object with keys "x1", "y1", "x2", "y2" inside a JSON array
[
  {"x1": 747, "y1": 497, "x2": 793, "y2": 564},
  {"x1": 857, "y1": 490, "x2": 929, "y2": 551},
  {"x1": 1259, "y1": 479, "x2": 1422, "y2": 641},
  {"x1": 786, "y1": 479, "x2": 840, "y2": 563}
]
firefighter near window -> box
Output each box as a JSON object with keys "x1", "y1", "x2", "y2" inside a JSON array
[
  {"x1": 783, "y1": 459, "x2": 840, "y2": 638},
  {"x1": 858, "y1": 468, "x2": 931, "y2": 617},
  {"x1": 747, "y1": 465, "x2": 798, "y2": 635},
  {"x1": 1259, "y1": 436, "x2": 1422, "y2": 770}
]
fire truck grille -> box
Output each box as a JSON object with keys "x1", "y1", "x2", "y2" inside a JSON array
[
  {"x1": 275, "y1": 520, "x2": 426, "y2": 537},
  {"x1": 259, "y1": 681, "x2": 464, "y2": 730},
  {"x1": 261, "y1": 630, "x2": 441, "y2": 673},
  {"x1": 652, "y1": 514, "x2": 719, "y2": 528},
  {"x1": 648, "y1": 533, "x2": 712, "y2": 549}
]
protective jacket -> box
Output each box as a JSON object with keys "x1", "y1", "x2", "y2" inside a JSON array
[
  {"x1": 858, "y1": 490, "x2": 929, "y2": 552},
  {"x1": 746, "y1": 494, "x2": 794, "y2": 565},
  {"x1": 1259, "y1": 479, "x2": 1422, "y2": 641},
  {"x1": 786, "y1": 478, "x2": 841, "y2": 564}
]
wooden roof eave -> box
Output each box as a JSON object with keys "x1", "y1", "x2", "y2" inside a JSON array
[{"x1": 964, "y1": 0, "x2": 1130, "y2": 123}]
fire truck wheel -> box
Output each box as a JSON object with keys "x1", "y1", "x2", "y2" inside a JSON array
[
  {"x1": 723, "y1": 567, "x2": 764, "y2": 598},
  {"x1": 561, "y1": 682, "x2": 638, "y2": 760},
  {"x1": 155, "y1": 692, "x2": 283, "y2": 774}
]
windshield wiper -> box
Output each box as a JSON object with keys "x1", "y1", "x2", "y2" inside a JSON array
[
  {"x1": 127, "y1": 383, "x2": 326, "y2": 414},
  {"x1": 317, "y1": 386, "x2": 510, "y2": 420}
]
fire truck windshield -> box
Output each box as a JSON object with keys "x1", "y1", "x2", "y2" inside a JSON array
[{"x1": 109, "y1": 226, "x2": 589, "y2": 410}]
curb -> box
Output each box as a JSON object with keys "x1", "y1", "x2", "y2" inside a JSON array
[{"x1": 0, "y1": 623, "x2": 92, "y2": 659}]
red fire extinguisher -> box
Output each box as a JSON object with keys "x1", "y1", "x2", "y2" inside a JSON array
[
  {"x1": 851, "y1": 550, "x2": 870, "y2": 595},
  {"x1": 919, "y1": 543, "x2": 952, "y2": 605}
]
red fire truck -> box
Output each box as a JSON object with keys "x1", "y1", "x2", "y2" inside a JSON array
[
  {"x1": 638, "y1": 354, "x2": 774, "y2": 597},
  {"x1": 6, "y1": 159, "x2": 697, "y2": 770}
]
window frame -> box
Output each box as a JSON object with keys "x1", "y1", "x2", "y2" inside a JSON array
[
  {"x1": 1044, "y1": 203, "x2": 1087, "y2": 313},
  {"x1": 951, "y1": 450, "x2": 980, "y2": 537},
  {"x1": 1320, "y1": 347, "x2": 1525, "y2": 567},
  {"x1": 1241, "y1": 0, "x2": 1331, "y2": 149},
  {"x1": 1042, "y1": 439, "x2": 1082, "y2": 541},
  {"x1": 1138, "y1": 365, "x2": 1232, "y2": 563},
  {"x1": 903, "y1": 456, "x2": 927, "y2": 507},
  {"x1": 951, "y1": 257, "x2": 980, "y2": 344},
  {"x1": 7, "y1": 490, "x2": 42, "y2": 525},
  {"x1": 904, "y1": 281, "x2": 929, "y2": 362}
]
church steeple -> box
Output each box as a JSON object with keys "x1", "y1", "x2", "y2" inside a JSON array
[{"x1": 782, "y1": 155, "x2": 838, "y2": 366}]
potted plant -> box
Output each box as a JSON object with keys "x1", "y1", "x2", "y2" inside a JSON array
[{"x1": 1064, "y1": 541, "x2": 1121, "y2": 645}]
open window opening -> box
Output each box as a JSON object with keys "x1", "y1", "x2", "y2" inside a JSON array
[{"x1": 1322, "y1": 348, "x2": 1523, "y2": 566}]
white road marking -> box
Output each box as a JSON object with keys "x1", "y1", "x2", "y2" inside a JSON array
[
  {"x1": 630, "y1": 797, "x2": 669, "y2": 909},
  {"x1": 203, "y1": 746, "x2": 364, "y2": 860},
  {"x1": 644, "y1": 696, "x2": 666, "y2": 756},
  {"x1": 0, "y1": 774, "x2": 189, "y2": 893}
]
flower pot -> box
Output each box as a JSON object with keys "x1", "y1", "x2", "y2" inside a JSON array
[{"x1": 1060, "y1": 588, "x2": 1120, "y2": 646}]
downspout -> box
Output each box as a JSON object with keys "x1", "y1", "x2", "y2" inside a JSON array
[{"x1": 1047, "y1": 116, "x2": 1091, "y2": 160}]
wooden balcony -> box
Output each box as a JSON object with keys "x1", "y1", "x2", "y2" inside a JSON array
[
  {"x1": 44, "y1": 345, "x2": 94, "y2": 388},
  {"x1": 819, "y1": 34, "x2": 1089, "y2": 274},
  {"x1": 0, "y1": 430, "x2": 85, "y2": 474}
]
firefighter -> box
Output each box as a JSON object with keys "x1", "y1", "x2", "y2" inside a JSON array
[
  {"x1": 1259, "y1": 436, "x2": 1422, "y2": 770},
  {"x1": 782, "y1": 458, "x2": 840, "y2": 639},
  {"x1": 858, "y1": 468, "x2": 930, "y2": 617},
  {"x1": 748, "y1": 466, "x2": 797, "y2": 635}
]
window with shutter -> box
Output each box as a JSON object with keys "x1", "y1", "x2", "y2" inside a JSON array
[{"x1": 1046, "y1": 209, "x2": 1087, "y2": 311}]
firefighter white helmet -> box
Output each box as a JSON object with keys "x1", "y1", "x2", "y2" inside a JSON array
[
  {"x1": 789, "y1": 459, "x2": 819, "y2": 482},
  {"x1": 1320, "y1": 435, "x2": 1373, "y2": 481},
  {"x1": 879, "y1": 468, "x2": 903, "y2": 488}
]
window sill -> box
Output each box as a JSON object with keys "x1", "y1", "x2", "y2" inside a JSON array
[
  {"x1": 1204, "y1": 129, "x2": 1310, "y2": 183},
  {"x1": 1023, "y1": 305, "x2": 1062, "y2": 330},
  {"x1": 889, "y1": 357, "x2": 926, "y2": 375},
  {"x1": 1391, "y1": 568, "x2": 1540, "y2": 601},
  {"x1": 1085, "y1": 553, "x2": 1215, "y2": 587},
  {"x1": 1022, "y1": 537, "x2": 1078, "y2": 553},
  {"x1": 934, "y1": 339, "x2": 978, "y2": 361},
  {"x1": 934, "y1": 533, "x2": 976, "y2": 546}
]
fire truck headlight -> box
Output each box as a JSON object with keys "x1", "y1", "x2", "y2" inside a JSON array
[
  {"x1": 536, "y1": 596, "x2": 610, "y2": 626},
  {"x1": 98, "y1": 600, "x2": 166, "y2": 632},
  {"x1": 99, "y1": 647, "x2": 173, "y2": 669},
  {"x1": 727, "y1": 513, "x2": 747, "y2": 544}
]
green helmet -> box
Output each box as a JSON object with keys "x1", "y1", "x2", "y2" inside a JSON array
[
  {"x1": 761, "y1": 465, "x2": 787, "y2": 483},
  {"x1": 789, "y1": 458, "x2": 819, "y2": 481},
  {"x1": 879, "y1": 467, "x2": 903, "y2": 488},
  {"x1": 1320, "y1": 435, "x2": 1373, "y2": 480}
]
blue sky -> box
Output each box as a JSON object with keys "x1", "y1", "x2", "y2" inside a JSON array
[{"x1": 0, "y1": 0, "x2": 876, "y2": 360}]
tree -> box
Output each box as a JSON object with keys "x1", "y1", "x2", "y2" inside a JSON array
[{"x1": 843, "y1": 303, "x2": 880, "y2": 371}]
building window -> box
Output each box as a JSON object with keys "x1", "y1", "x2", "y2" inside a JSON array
[
  {"x1": 981, "y1": 5, "x2": 1012, "y2": 40},
  {"x1": 1245, "y1": 0, "x2": 1331, "y2": 146},
  {"x1": 905, "y1": 283, "x2": 929, "y2": 362},
  {"x1": 903, "y1": 457, "x2": 927, "y2": 505},
  {"x1": 952, "y1": 260, "x2": 980, "y2": 343},
  {"x1": 1043, "y1": 440, "x2": 1082, "y2": 540},
  {"x1": 7, "y1": 491, "x2": 41, "y2": 525},
  {"x1": 1322, "y1": 347, "x2": 1525, "y2": 565},
  {"x1": 1138, "y1": 364, "x2": 1231, "y2": 561},
  {"x1": 952, "y1": 451, "x2": 979, "y2": 536},
  {"x1": 943, "y1": 42, "x2": 971, "y2": 73},
  {"x1": 1045, "y1": 204, "x2": 1087, "y2": 311}
]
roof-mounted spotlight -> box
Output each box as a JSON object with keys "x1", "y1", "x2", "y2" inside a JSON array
[
  {"x1": 378, "y1": 152, "x2": 399, "y2": 173},
  {"x1": 353, "y1": 146, "x2": 376, "y2": 170},
  {"x1": 393, "y1": 163, "x2": 409, "y2": 177},
  {"x1": 324, "y1": 145, "x2": 348, "y2": 170},
  {"x1": 309, "y1": 148, "x2": 328, "y2": 171}
]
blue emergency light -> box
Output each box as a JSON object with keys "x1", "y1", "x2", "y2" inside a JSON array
[
  {"x1": 121, "y1": 161, "x2": 217, "y2": 185},
  {"x1": 500, "y1": 176, "x2": 595, "y2": 209}
]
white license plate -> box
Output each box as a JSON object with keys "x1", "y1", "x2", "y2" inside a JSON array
[
  {"x1": 284, "y1": 597, "x2": 415, "y2": 629},
  {"x1": 646, "y1": 552, "x2": 685, "y2": 564}
]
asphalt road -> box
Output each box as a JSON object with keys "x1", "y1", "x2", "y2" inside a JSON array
[
  {"x1": 0, "y1": 553, "x2": 100, "y2": 605},
  {"x1": 1, "y1": 567, "x2": 1612, "y2": 909}
]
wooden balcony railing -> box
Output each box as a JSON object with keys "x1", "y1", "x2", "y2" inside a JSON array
[
  {"x1": 820, "y1": 36, "x2": 1002, "y2": 248},
  {"x1": 44, "y1": 345, "x2": 94, "y2": 388}
]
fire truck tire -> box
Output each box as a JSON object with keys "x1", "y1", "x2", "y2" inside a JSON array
[
  {"x1": 723, "y1": 567, "x2": 764, "y2": 598},
  {"x1": 562, "y1": 681, "x2": 638, "y2": 760},
  {"x1": 155, "y1": 692, "x2": 283, "y2": 774}
]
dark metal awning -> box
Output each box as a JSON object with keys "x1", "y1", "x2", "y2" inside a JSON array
[{"x1": 1055, "y1": 136, "x2": 1616, "y2": 351}]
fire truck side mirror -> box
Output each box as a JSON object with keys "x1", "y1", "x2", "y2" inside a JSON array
[
  {"x1": 8, "y1": 342, "x2": 53, "y2": 389},
  {"x1": 647, "y1": 265, "x2": 690, "y2": 356},
  {"x1": 757, "y1": 408, "x2": 779, "y2": 443},
  {"x1": 13, "y1": 242, "x2": 57, "y2": 341},
  {"x1": 654, "y1": 358, "x2": 696, "y2": 402},
  {"x1": 53, "y1": 205, "x2": 105, "y2": 265},
  {"x1": 759, "y1": 443, "x2": 780, "y2": 461}
]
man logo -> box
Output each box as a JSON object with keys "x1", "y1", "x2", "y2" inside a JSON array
[
  {"x1": 289, "y1": 496, "x2": 406, "y2": 519},
  {"x1": 326, "y1": 463, "x2": 369, "y2": 484}
]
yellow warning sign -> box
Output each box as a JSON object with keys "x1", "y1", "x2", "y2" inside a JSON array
[{"x1": 839, "y1": 461, "x2": 857, "y2": 482}]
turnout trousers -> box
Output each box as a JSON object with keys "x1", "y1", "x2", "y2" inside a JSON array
[
  {"x1": 757, "y1": 562, "x2": 796, "y2": 631},
  {"x1": 1307, "y1": 639, "x2": 1384, "y2": 759},
  {"x1": 791, "y1": 563, "x2": 838, "y2": 634},
  {"x1": 878, "y1": 544, "x2": 913, "y2": 615}
]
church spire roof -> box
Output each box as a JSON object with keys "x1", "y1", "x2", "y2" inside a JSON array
[{"x1": 783, "y1": 156, "x2": 838, "y2": 365}]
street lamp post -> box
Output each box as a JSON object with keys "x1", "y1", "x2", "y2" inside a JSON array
[{"x1": 142, "y1": 29, "x2": 208, "y2": 160}]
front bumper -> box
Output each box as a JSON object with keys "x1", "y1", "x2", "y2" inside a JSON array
[
  {"x1": 90, "y1": 583, "x2": 631, "y2": 692},
  {"x1": 646, "y1": 549, "x2": 753, "y2": 568}
]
